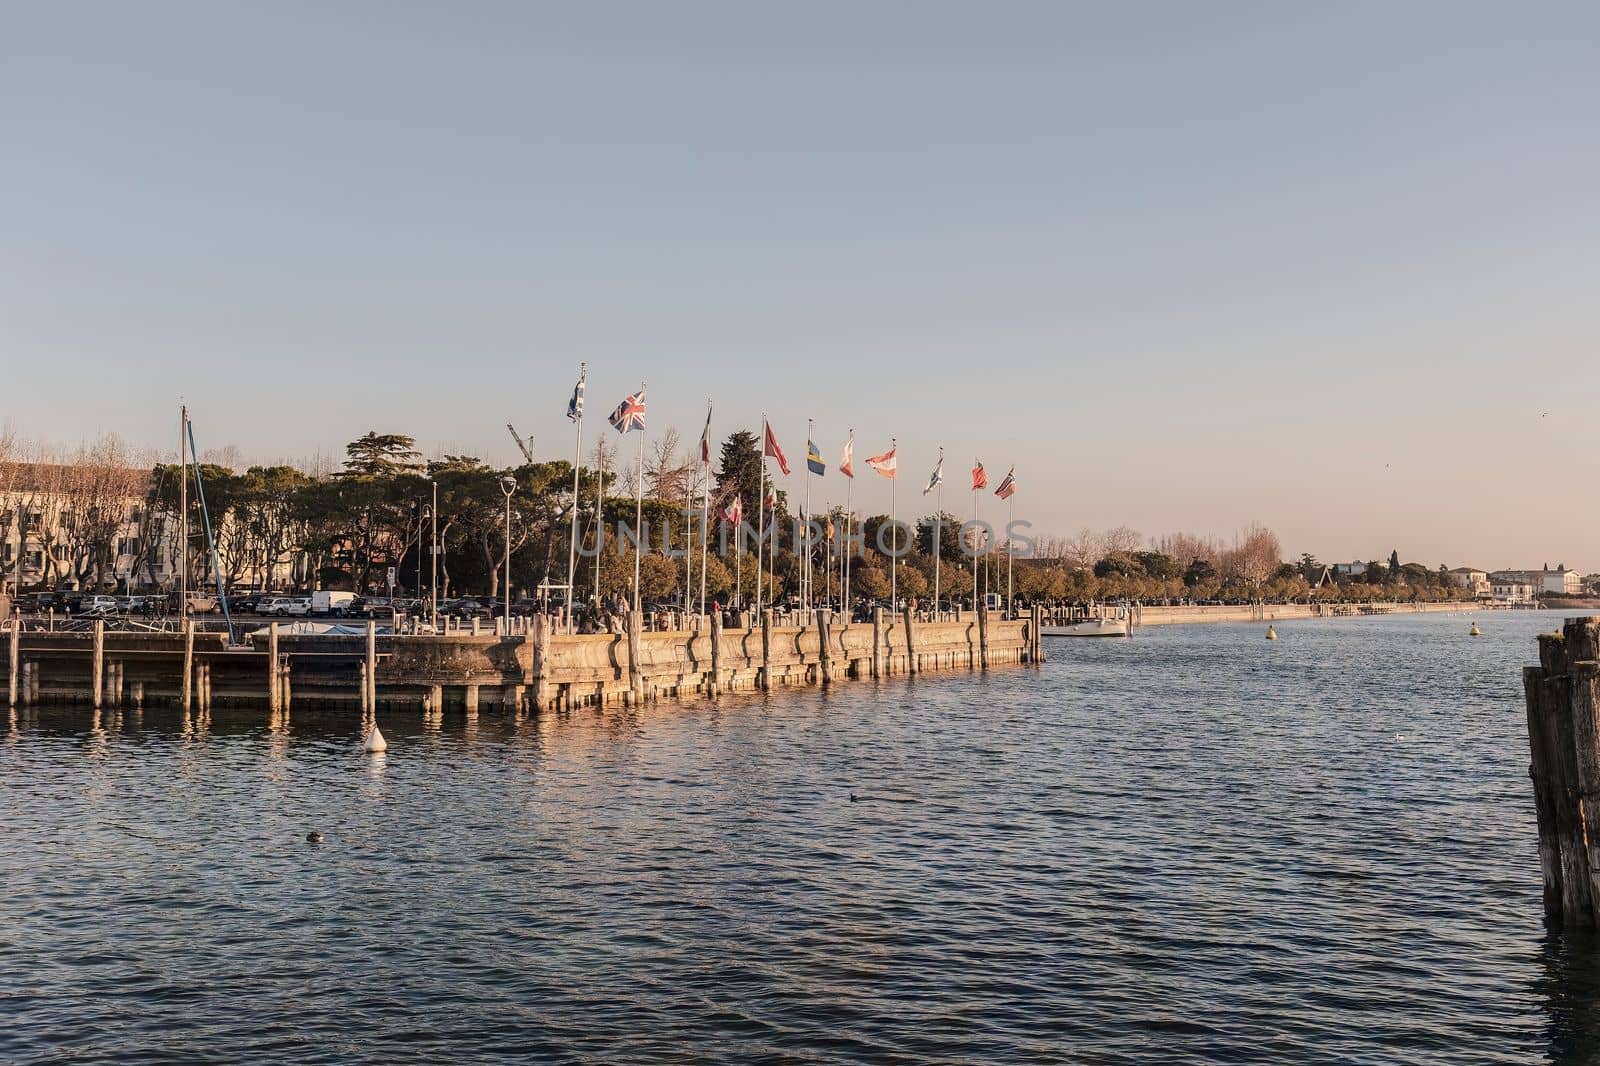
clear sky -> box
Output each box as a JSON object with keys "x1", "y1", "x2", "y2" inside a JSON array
[{"x1": 3, "y1": 2, "x2": 1596, "y2": 571}]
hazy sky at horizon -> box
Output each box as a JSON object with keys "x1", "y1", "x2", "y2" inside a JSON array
[{"x1": 4, "y1": 2, "x2": 1597, "y2": 571}]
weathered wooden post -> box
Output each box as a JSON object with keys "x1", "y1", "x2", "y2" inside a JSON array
[
  {"x1": 759, "y1": 609, "x2": 773, "y2": 690},
  {"x1": 530, "y1": 613, "x2": 550, "y2": 712},
  {"x1": 268, "y1": 621, "x2": 281, "y2": 714},
  {"x1": 8, "y1": 619, "x2": 19, "y2": 707},
  {"x1": 359, "y1": 660, "x2": 371, "y2": 717},
  {"x1": 977, "y1": 601, "x2": 990, "y2": 670},
  {"x1": 817, "y1": 608, "x2": 832, "y2": 686},
  {"x1": 1031, "y1": 603, "x2": 1045, "y2": 662},
  {"x1": 902, "y1": 606, "x2": 917, "y2": 675},
  {"x1": 181, "y1": 620, "x2": 194, "y2": 712},
  {"x1": 111, "y1": 661, "x2": 124, "y2": 706},
  {"x1": 23, "y1": 660, "x2": 37, "y2": 706},
  {"x1": 1523, "y1": 616, "x2": 1600, "y2": 927},
  {"x1": 622, "y1": 609, "x2": 642, "y2": 700},
  {"x1": 365, "y1": 619, "x2": 377, "y2": 714},
  {"x1": 92, "y1": 619, "x2": 105, "y2": 707},
  {"x1": 132, "y1": 681, "x2": 145, "y2": 710},
  {"x1": 708, "y1": 610, "x2": 723, "y2": 696},
  {"x1": 871, "y1": 606, "x2": 883, "y2": 679}
]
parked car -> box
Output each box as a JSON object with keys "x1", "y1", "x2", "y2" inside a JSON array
[
  {"x1": 263, "y1": 596, "x2": 312, "y2": 617},
  {"x1": 440, "y1": 598, "x2": 493, "y2": 619},
  {"x1": 79, "y1": 595, "x2": 121, "y2": 617}
]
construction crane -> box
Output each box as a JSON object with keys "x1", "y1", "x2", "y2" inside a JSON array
[{"x1": 506, "y1": 424, "x2": 534, "y2": 465}]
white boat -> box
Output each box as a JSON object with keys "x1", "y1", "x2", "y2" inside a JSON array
[{"x1": 1041, "y1": 617, "x2": 1130, "y2": 638}]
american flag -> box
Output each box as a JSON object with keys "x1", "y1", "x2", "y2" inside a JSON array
[
  {"x1": 971, "y1": 460, "x2": 987, "y2": 491},
  {"x1": 994, "y1": 466, "x2": 1017, "y2": 500},
  {"x1": 608, "y1": 387, "x2": 646, "y2": 434}
]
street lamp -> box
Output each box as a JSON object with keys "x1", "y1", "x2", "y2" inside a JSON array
[{"x1": 500, "y1": 475, "x2": 516, "y2": 633}]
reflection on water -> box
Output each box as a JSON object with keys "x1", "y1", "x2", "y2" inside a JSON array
[{"x1": 0, "y1": 611, "x2": 1596, "y2": 1063}]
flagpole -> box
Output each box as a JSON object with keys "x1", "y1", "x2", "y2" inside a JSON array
[
  {"x1": 803, "y1": 418, "x2": 813, "y2": 613},
  {"x1": 934, "y1": 447, "x2": 943, "y2": 618},
  {"x1": 890, "y1": 436, "x2": 897, "y2": 611},
  {"x1": 843, "y1": 430, "x2": 853, "y2": 616},
  {"x1": 756, "y1": 414, "x2": 766, "y2": 620},
  {"x1": 565, "y1": 364, "x2": 585, "y2": 633},
  {"x1": 699, "y1": 431, "x2": 709, "y2": 618},
  {"x1": 1006, "y1": 492, "x2": 1014, "y2": 619},
  {"x1": 593, "y1": 446, "x2": 605, "y2": 608},
  {"x1": 972, "y1": 460, "x2": 980, "y2": 614},
  {"x1": 632, "y1": 386, "x2": 646, "y2": 615}
]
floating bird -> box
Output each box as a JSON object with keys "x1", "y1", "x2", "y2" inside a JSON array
[
  {"x1": 305, "y1": 831, "x2": 323, "y2": 844},
  {"x1": 363, "y1": 726, "x2": 387, "y2": 753}
]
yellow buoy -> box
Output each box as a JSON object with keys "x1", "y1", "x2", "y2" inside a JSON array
[
  {"x1": 1266, "y1": 626, "x2": 1277, "y2": 641},
  {"x1": 1470, "y1": 623, "x2": 1480, "y2": 637}
]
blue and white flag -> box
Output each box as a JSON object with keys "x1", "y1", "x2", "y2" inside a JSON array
[
  {"x1": 922, "y1": 450, "x2": 944, "y2": 496},
  {"x1": 567, "y1": 366, "x2": 586, "y2": 422}
]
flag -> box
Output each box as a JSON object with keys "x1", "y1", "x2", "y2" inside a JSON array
[
  {"x1": 764, "y1": 422, "x2": 791, "y2": 475},
  {"x1": 922, "y1": 451, "x2": 944, "y2": 496},
  {"x1": 608, "y1": 388, "x2": 646, "y2": 433},
  {"x1": 971, "y1": 460, "x2": 987, "y2": 490},
  {"x1": 567, "y1": 367, "x2": 586, "y2": 422},
  {"x1": 698, "y1": 403, "x2": 713, "y2": 466},
  {"x1": 995, "y1": 466, "x2": 1017, "y2": 500},
  {"x1": 866, "y1": 447, "x2": 897, "y2": 479},
  {"x1": 840, "y1": 436, "x2": 854, "y2": 479},
  {"x1": 764, "y1": 485, "x2": 777, "y2": 511},
  {"x1": 723, "y1": 496, "x2": 743, "y2": 525},
  {"x1": 806, "y1": 439, "x2": 825, "y2": 476},
  {"x1": 825, "y1": 514, "x2": 835, "y2": 539}
]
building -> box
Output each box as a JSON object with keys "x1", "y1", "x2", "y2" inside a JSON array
[
  {"x1": 1449, "y1": 567, "x2": 1490, "y2": 597},
  {"x1": 1491, "y1": 580, "x2": 1536, "y2": 606},
  {"x1": 1542, "y1": 566, "x2": 1583, "y2": 596},
  {"x1": 1332, "y1": 561, "x2": 1367, "y2": 578},
  {"x1": 1, "y1": 462, "x2": 176, "y2": 593}
]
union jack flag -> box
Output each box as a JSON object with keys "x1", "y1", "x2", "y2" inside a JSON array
[
  {"x1": 994, "y1": 466, "x2": 1017, "y2": 500},
  {"x1": 608, "y1": 387, "x2": 646, "y2": 434}
]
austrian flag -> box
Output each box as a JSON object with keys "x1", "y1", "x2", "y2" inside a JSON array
[{"x1": 866, "y1": 446, "x2": 897, "y2": 479}]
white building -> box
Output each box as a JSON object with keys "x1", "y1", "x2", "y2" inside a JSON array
[
  {"x1": 1, "y1": 463, "x2": 175, "y2": 593},
  {"x1": 1449, "y1": 567, "x2": 1490, "y2": 597},
  {"x1": 1491, "y1": 580, "x2": 1536, "y2": 606},
  {"x1": 1543, "y1": 567, "x2": 1583, "y2": 596}
]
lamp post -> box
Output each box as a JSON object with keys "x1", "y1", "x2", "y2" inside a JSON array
[{"x1": 500, "y1": 475, "x2": 516, "y2": 633}]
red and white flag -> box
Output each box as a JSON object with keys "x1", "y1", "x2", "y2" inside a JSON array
[
  {"x1": 866, "y1": 446, "x2": 897, "y2": 479},
  {"x1": 722, "y1": 496, "x2": 744, "y2": 525},
  {"x1": 971, "y1": 460, "x2": 988, "y2": 490},
  {"x1": 764, "y1": 422, "x2": 791, "y2": 476},
  {"x1": 840, "y1": 435, "x2": 854, "y2": 479}
]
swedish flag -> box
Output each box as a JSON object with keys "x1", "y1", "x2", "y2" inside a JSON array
[{"x1": 806, "y1": 439, "x2": 826, "y2": 476}]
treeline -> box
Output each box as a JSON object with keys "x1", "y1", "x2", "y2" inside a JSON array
[{"x1": 1, "y1": 428, "x2": 1472, "y2": 605}]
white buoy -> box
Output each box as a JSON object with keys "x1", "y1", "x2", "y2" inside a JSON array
[
  {"x1": 1266, "y1": 626, "x2": 1278, "y2": 641},
  {"x1": 363, "y1": 725, "x2": 388, "y2": 753},
  {"x1": 1470, "y1": 623, "x2": 1480, "y2": 637}
]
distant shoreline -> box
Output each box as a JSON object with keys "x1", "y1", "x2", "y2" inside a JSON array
[{"x1": 1135, "y1": 601, "x2": 1484, "y2": 627}]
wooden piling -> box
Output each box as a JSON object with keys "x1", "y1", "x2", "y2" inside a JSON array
[
  {"x1": 978, "y1": 602, "x2": 991, "y2": 669},
  {"x1": 760, "y1": 609, "x2": 773, "y2": 690},
  {"x1": 1523, "y1": 617, "x2": 1600, "y2": 927},
  {"x1": 428, "y1": 683, "x2": 444, "y2": 715},
  {"x1": 268, "y1": 622, "x2": 281, "y2": 713},
  {"x1": 708, "y1": 610, "x2": 723, "y2": 696},
  {"x1": 902, "y1": 606, "x2": 917, "y2": 675},
  {"x1": 8, "y1": 619, "x2": 18, "y2": 707},
  {"x1": 871, "y1": 607, "x2": 883, "y2": 679},
  {"x1": 627, "y1": 610, "x2": 644, "y2": 698},
  {"x1": 92, "y1": 620, "x2": 105, "y2": 707},
  {"x1": 132, "y1": 681, "x2": 145, "y2": 710},
  {"x1": 365, "y1": 619, "x2": 377, "y2": 714},
  {"x1": 817, "y1": 608, "x2": 832, "y2": 686},
  {"x1": 181, "y1": 620, "x2": 194, "y2": 712},
  {"x1": 530, "y1": 613, "x2": 549, "y2": 712}
]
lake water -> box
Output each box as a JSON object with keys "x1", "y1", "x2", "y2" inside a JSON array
[{"x1": 3, "y1": 610, "x2": 1597, "y2": 1063}]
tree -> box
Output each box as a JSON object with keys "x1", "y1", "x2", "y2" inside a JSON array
[
  {"x1": 715, "y1": 431, "x2": 762, "y2": 524},
  {"x1": 1389, "y1": 549, "x2": 1401, "y2": 575}
]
